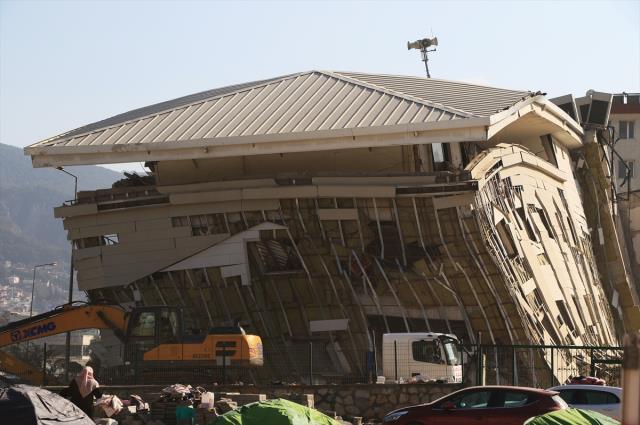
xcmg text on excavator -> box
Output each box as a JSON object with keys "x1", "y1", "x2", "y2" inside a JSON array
[{"x1": 0, "y1": 303, "x2": 263, "y2": 384}]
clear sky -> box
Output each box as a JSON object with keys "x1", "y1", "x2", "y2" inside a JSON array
[{"x1": 1, "y1": 0, "x2": 639, "y2": 171}]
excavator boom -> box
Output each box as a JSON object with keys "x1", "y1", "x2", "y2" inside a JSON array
[
  {"x1": 0, "y1": 304, "x2": 127, "y2": 348},
  {"x1": 0, "y1": 303, "x2": 263, "y2": 384}
]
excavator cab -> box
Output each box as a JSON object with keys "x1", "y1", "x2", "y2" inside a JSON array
[{"x1": 125, "y1": 306, "x2": 183, "y2": 361}]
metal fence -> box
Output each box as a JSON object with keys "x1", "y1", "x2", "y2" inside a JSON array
[
  {"x1": 1, "y1": 342, "x2": 623, "y2": 388},
  {"x1": 472, "y1": 344, "x2": 623, "y2": 388}
]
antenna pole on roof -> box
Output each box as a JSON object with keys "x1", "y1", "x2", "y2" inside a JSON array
[{"x1": 407, "y1": 37, "x2": 438, "y2": 78}]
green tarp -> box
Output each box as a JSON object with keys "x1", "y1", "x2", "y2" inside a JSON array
[
  {"x1": 212, "y1": 398, "x2": 342, "y2": 425},
  {"x1": 525, "y1": 408, "x2": 620, "y2": 425}
]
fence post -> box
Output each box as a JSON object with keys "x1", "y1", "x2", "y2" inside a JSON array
[
  {"x1": 394, "y1": 340, "x2": 398, "y2": 382},
  {"x1": 550, "y1": 347, "x2": 554, "y2": 386},
  {"x1": 460, "y1": 345, "x2": 464, "y2": 384},
  {"x1": 476, "y1": 346, "x2": 483, "y2": 386},
  {"x1": 133, "y1": 350, "x2": 139, "y2": 385},
  {"x1": 372, "y1": 332, "x2": 378, "y2": 383},
  {"x1": 222, "y1": 349, "x2": 227, "y2": 385},
  {"x1": 42, "y1": 343, "x2": 47, "y2": 386},
  {"x1": 309, "y1": 341, "x2": 313, "y2": 385},
  {"x1": 512, "y1": 347, "x2": 516, "y2": 386}
]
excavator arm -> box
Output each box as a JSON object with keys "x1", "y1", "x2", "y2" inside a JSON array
[{"x1": 0, "y1": 304, "x2": 128, "y2": 348}]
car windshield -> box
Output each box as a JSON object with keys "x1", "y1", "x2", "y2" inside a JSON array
[{"x1": 442, "y1": 339, "x2": 459, "y2": 365}]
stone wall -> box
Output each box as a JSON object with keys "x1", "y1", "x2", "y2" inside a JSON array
[
  {"x1": 50, "y1": 383, "x2": 462, "y2": 421},
  {"x1": 283, "y1": 383, "x2": 462, "y2": 420}
]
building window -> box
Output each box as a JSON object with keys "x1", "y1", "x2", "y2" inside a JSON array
[
  {"x1": 171, "y1": 214, "x2": 228, "y2": 235},
  {"x1": 431, "y1": 143, "x2": 451, "y2": 171},
  {"x1": 103, "y1": 234, "x2": 119, "y2": 246},
  {"x1": 619, "y1": 121, "x2": 635, "y2": 139},
  {"x1": 496, "y1": 219, "x2": 518, "y2": 258},
  {"x1": 556, "y1": 300, "x2": 576, "y2": 333},
  {"x1": 618, "y1": 160, "x2": 634, "y2": 179},
  {"x1": 541, "y1": 135, "x2": 558, "y2": 167},
  {"x1": 73, "y1": 234, "x2": 119, "y2": 249}
]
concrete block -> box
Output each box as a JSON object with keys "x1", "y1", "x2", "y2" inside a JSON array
[
  {"x1": 228, "y1": 394, "x2": 266, "y2": 406},
  {"x1": 284, "y1": 393, "x2": 314, "y2": 408}
]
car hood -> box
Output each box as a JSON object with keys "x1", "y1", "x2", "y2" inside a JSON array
[{"x1": 386, "y1": 403, "x2": 431, "y2": 416}]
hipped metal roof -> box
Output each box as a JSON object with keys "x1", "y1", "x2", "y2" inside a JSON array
[{"x1": 26, "y1": 70, "x2": 533, "y2": 166}]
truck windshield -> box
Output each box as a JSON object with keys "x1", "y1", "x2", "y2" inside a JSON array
[{"x1": 442, "y1": 339, "x2": 459, "y2": 365}]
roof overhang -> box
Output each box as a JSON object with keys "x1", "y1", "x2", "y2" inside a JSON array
[
  {"x1": 25, "y1": 92, "x2": 583, "y2": 168},
  {"x1": 26, "y1": 117, "x2": 491, "y2": 167},
  {"x1": 488, "y1": 95, "x2": 584, "y2": 148}
]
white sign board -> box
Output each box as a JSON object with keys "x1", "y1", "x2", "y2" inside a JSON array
[{"x1": 309, "y1": 319, "x2": 349, "y2": 332}]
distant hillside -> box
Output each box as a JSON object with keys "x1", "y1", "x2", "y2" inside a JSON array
[{"x1": 0, "y1": 143, "x2": 122, "y2": 264}]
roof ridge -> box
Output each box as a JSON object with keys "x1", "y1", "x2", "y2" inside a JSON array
[
  {"x1": 36, "y1": 71, "x2": 314, "y2": 146},
  {"x1": 331, "y1": 70, "x2": 532, "y2": 94},
  {"x1": 321, "y1": 70, "x2": 475, "y2": 118}
]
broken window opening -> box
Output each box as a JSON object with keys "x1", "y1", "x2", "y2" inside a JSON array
[
  {"x1": 190, "y1": 215, "x2": 210, "y2": 236},
  {"x1": 495, "y1": 219, "x2": 518, "y2": 258},
  {"x1": 249, "y1": 239, "x2": 303, "y2": 275},
  {"x1": 555, "y1": 300, "x2": 576, "y2": 333},
  {"x1": 171, "y1": 213, "x2": 231, "y2": 235},
  {"x1": 484, "y1": 160, "x2": 503, "y2": 179},
  {"x1": 536, "y1": 208, "x2": 556, "y2": 240},
  {"x1": 431, "y1": 143, "x2": 452, "y2": 172},
  {"x1": 73, "y1": 234, "x2": 119, "y2": 249},
  {"x1": 516, "y1": 207, "x2": 538, "y2": 242},
  {"x1": 565, "y1": 217, "x2": 579, "y2": 246},
  {"x1": 102, "y1": 234, "x2": 119, "y2": 246},
  {"x1": 530, "y1": 288, "x2": 545, "y2": 313},
  {"x1": 554, "y1": 212, "x2": 569, "y2": 243},
  {"x1": 540, "y1": 135, "x2": 558, "y2": 167},
  {"x1": 460, "y1": 142, "x2": 479, "y2": 168},
  {"x1": 570, "y1": 295, "x2": 584, "y2": 337},
  {"x1": 366, "y1": 221, "x2": 404, "y2": 259}
]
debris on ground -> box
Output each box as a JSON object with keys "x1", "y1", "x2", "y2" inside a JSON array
[{"x1": 96, "y1": 394, "x2": 124, "y2": 417}]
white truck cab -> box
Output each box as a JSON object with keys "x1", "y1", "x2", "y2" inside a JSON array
[{"x1": 382, "y1": 332, "x2": 462, "y2": 383}]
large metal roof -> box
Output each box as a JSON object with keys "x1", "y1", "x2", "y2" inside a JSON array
[
  {"x1": 334, "y1": 71, "x2": 531, "y2": 117},
  {"x1": 28, "y1": 70, "x2": 531, "y2": 152}
]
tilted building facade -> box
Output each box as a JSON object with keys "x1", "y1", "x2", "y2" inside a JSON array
[{"x1": 26, "y1": 71, "x2": 640, "y2": 383}]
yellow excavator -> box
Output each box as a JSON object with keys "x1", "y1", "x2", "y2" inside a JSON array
[{"x1": 0, "y1": 303, "x2": 263, "y2": 384}]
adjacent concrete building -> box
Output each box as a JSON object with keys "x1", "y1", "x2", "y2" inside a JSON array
[
  {"x1": 611, "y1": 93, "x2": 640, "y2": 193},
  {"x1": 25, "y1": 71, "x2": 640, "y2": 383},
  {"x1": 611, "y1": 93, "x2": 640, "y2": 310}
]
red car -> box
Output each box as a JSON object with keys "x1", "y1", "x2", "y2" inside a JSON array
[{"x1": 383, "y1": 386, "x2": 567, "y2": 425}]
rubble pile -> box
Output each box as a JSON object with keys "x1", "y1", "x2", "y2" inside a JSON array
[{"x1": 89, "y1": 383, "x2": 368, "y2": 425}]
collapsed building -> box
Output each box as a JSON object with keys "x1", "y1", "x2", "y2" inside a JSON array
[{"x1": 25, "y1": 71, "x2": 640, "y2": 383}]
